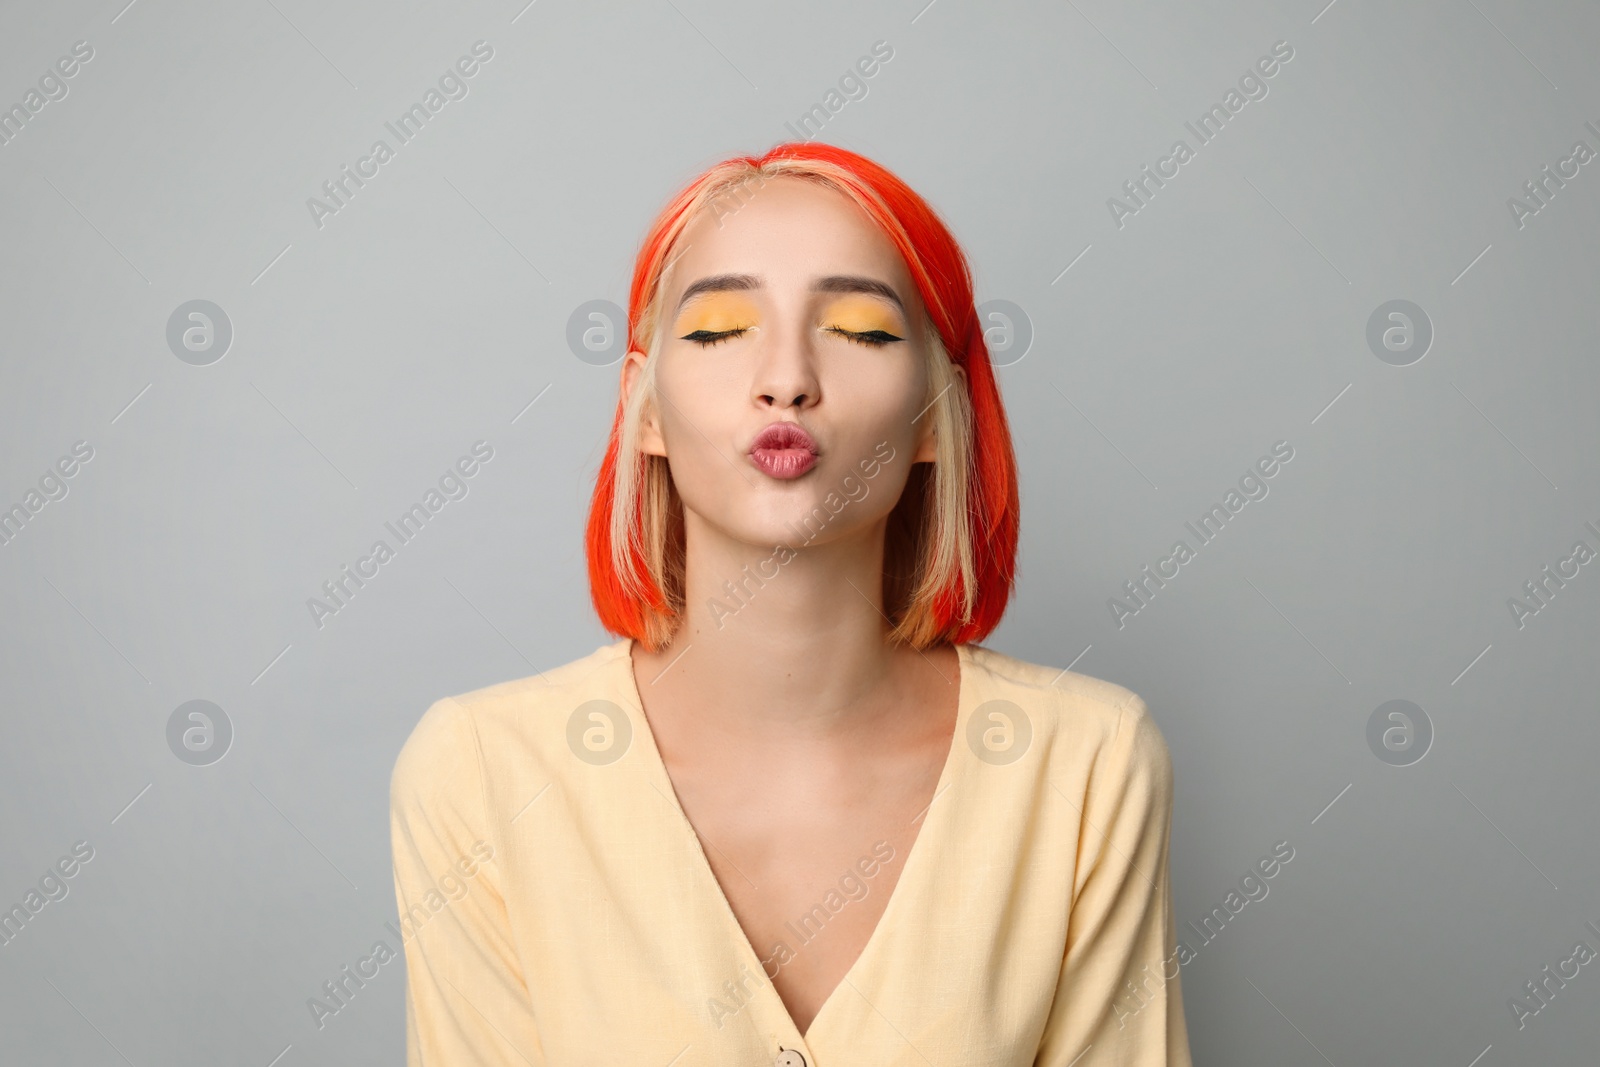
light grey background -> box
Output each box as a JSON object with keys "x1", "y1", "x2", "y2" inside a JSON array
[{"x1": 2, "y1": 0, "x2": 1598, "y2": 1063}]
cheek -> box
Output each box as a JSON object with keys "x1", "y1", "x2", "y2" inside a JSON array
[
  {"x1": 823, "y1": 353, "x2": 929, "y2": 428},
  {"x1": 652, "y1": 360, "x2": 740, "y2": 451}
]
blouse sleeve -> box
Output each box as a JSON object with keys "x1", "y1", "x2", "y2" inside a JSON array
[
  {"x1": 390, "y1": 697, "x2": 546, "y2": 1066},
  {"x1": 1033, "y1": 695, "x2": 1193, "y2": 1066}
]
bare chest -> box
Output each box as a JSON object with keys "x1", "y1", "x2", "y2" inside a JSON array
[
  {"x1": 630, "y1": 643, "x2": 964, "y2": 1035},
  {"x1": 668, "y1": 744, "x2": 950, "y2": 1035}
]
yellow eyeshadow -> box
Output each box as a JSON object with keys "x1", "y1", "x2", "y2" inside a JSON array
[
  {"x1": 673, "y1": 293, "x2": 760, "y2": 334},
  {"x1": 821, "y1": 296, "x2": 902, "y2": 334}
]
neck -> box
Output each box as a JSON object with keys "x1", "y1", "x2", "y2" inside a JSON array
[{"x1": 633, "y1": 515, "x2": 938, "y2": 740}]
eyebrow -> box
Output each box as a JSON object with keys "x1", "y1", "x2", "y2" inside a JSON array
[{"x1": 673, "y1": 273, "x2": 905, "y2": 315}]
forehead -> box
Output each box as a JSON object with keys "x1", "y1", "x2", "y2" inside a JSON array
[{"x1": 665, "y1": 176, "x2": 913, "y2": 301}]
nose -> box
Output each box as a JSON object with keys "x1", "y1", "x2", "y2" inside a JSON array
[{"x1": 751, "y1": 322, "x2": 822, "y2": 411}]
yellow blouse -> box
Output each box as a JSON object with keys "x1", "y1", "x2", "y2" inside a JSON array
[{"x1": 389, "y1": 637, "x2": 1193, "y2": 1065}]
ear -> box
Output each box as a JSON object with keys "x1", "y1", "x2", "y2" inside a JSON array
[
  {"x1": 912, "y1": 363, "x2": 965, "y2": 463},
  {"x1": 621, "y1": 350, "x2": 667, "y2": 457}
]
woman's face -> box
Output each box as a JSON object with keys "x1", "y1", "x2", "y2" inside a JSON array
[{"x1": 622, "y1": 175, "x2": 961, "y2": 553}]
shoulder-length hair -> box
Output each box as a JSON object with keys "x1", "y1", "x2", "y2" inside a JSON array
[{"x1": 585, "y1": 141, "x2": 1018, "y2": 652}]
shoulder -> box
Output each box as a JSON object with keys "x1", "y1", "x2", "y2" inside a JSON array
[
  {"x1": 440, "y1": 637, "x2": 630, "y2": 723},
  {"x1": 390, "y1": 638, "x2": 632, "y2": 800},
  {"x1": 961, "y1": 641, "x2": 1141, "y2": 736},
  {"x1": 961, "y1": 642, "x2": 1174, "y2": 787}
]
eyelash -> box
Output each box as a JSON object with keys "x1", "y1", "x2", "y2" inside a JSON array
[{"x1": 680, "y1": 327, "x2": 902, "y2": 348}]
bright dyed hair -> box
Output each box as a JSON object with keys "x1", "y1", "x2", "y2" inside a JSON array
[{"x1": 585, "y1": 142, "x2": 1019, "y2": 652}]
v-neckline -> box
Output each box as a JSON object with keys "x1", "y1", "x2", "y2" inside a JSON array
[{"x1": 615, "y1": 638, "x2": 970, "y2": 1044}]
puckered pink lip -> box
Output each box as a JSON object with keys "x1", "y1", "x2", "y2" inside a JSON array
[
  {"x1": 748, "y1": 421, "x2": 818, "y2": 454},
  {"x1": 748, "y1": 421, "x2": 819, "y2": 479}
]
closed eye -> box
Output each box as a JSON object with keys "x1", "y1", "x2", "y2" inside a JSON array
[
  {"x1": 680, "y1": 328, "x2": 748, "y2": 347},
  {"x1": 825, "y1": 327, "x2": 902, "y2": 347},
  {"x1": 680, "y1": 327, "x2": 904, "y2": 348}
]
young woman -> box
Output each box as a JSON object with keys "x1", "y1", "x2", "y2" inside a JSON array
[{"x1": 390, "y1": 142, "x2": 1192, "y2": 1065}]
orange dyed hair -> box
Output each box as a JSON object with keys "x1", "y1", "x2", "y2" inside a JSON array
[{"x1": 585, "y1": 142, "x2": 1019, "y2": 651}]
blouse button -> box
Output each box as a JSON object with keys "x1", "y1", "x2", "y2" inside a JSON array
[{"x1": 774, "y1": 1049, "x2": 807, "y2": 1067}]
